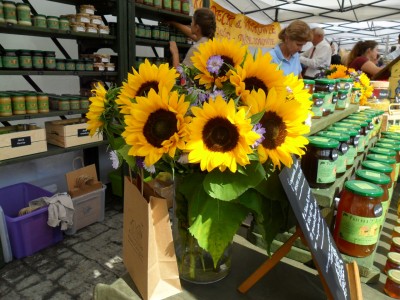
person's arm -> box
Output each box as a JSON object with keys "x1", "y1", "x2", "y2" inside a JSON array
[
  {"x1": 169, "y1": 41, "x2": 180, "y2": 68},
  {"x1": 300, "y1": 43, "x2": 331, "y2": 69},
  {"x1": 360, "y1": 60, "x2": 384, "y2": 77},
  {"x1": 168, "y1": 21, "x2": 197, "y2": 41}
]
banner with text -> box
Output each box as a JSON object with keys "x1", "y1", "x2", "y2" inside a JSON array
[
  {"x1": 193, "y1": 0, "x2": 203, "y2": 10},
  {"x1": 210, "y1": 1, "x2": 280, "y2": 49}
]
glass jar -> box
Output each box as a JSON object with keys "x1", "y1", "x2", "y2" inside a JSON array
[
  {"x1": 0, "y1": 92, "x2": 12, "y2": 117},
  {"x1": 172, "y1": 0, "x2": 181, "y2": 13},
  {"x1": 70, "y1": 22, "x2": 85, "y2": 32},
  {"x1": 11, "y1": 93, "x2": 26, "y2": 115},
  {"x1": 105, "y1": 62, "x2": 115, "y2": 71},
  {"x1": 58, "y1": 97, "x2": 70, "y2": 111},
  {"x1": 44, "y1": 51, "x2": 56, "y2": 70},
  {"x1": 151, "y1": 25, "x2": 160, "y2": 40},
  {"x1": 327, "y1": 126, "x2": 359, "y2": 164},
  {"x1": 69, "y1": 97, "x2": 80, "y2": 110},
  {"x1": 59, "y1": 17, "x2": 70, "y2": 30},
  {"x1": 2, "y1": 49, "x2": 18, "y2": 69},
  {"x1": 46, "y1": 16, "x2": 59, "y2": 29},
  {"x1": 85, "y1": 23, "x2": 98, "y2": 33},
  {"x1": 163, "y1": 0, "x2": 171, "y2": 10},
  {"x1": 336, "y1": 89, "x2": 349, "y2": 110},
  {"x1": 3, "y1": 1, "x2": 17, "y2": 24},
  {"x1": 98, "y1": 25, "x2": 109, "y2": 35},
  {"x1": 153, "y1": 0, "x2": 162, "y2": 9},
  {"x1": 355, "y1": 168, "x2": 391, "y2": 220},
  {"x1": 37, "y1": 93, "x2": 49, "y2": 113},
  {"x1": 79, "y1": 4, "x2": 95, "y2": 15},
  {"x1": 375, "y1": 142, "x2": 400, "y2": 166},
  {"x1": 90, "y1": 15, "x2": 102, "y2": 25},
  {"x1": 93, "y1": 62, "x2": 105, "y2": 71},
  {"x1": 75, "y1": 59, "x2": 85, "y2": 71},
  {"x1": 84, "y1": 58, "x2": 94, "y2": 71},
  {"x1": 382, "y1": 131, "x2": 400, "y2": 139},
  {"x1": 56, "y1": 58, "x2": 65, "y2": 71},
  {"x1": 384, "y1": 252, "x2": 400, "y2": 274},
  {"x1": 300, "y1": 136, "x2": 339, "y2": 188},
  {"x1": 316, "y1": 130, "x2": 349, "y2": 176},
  {"x1": 314, "y1": 78, "x2": 335, "y2": 93},
  {"x1": 339, "y1": 78, "x2": 354, "y2": 90},
  {"x1": 368, "y1": 147, "x2": 397, "y2": 184},
  {"x1": 32, "y1": 50, "x2": 44, "y2": 70},
  {"x1": 366, "y1": 97, "x2": 390, "y2": 112},
  {"x1": 76, "y1": 13, "x2": 90, "y2": 24},
  {"x1": 17, "y1": 49, "x2": 32, "y2": 69},
  {"x1": 311, "y1": 93, "x2": 324, "y2": 118},
  {"x1": 351, "y1": 87, "x2": 361, "y2": 104},
  {"x1": 330, "y1": 91, "x2": 337, "y2": 113},
  {"x1": 303, "y1": 79, "x2": 315, "y2": 94},
  {"x1": 144, "y1": 0, "x2": 154, "y2": 6},
  {"x1": 145, "y1": 25, "x2": 151, "y2": 38},
  {"x1": 16, "y1": 2, "x2": 31, "y2": 26},
  {"x1": 391, "y1": 237, "x2": 400, "y2": 253},
  {"x1": 80, "y1": 97, "x2": 89, "y2": 109},
  {"x1": 385, "y1": 269, "x2": 400, "y2": 298},
  {"x1": 394, "y1": 227, "x2": 400, "y2": 239},
  {"x1": 340, "y1": 119, "x2": 369, "y2": 152},
  {"x1": 136, "y1": 23, "x2": 146, "y2": 37},
  {"x1": 333, "y1": 180, "x2": 383, "y2": 257},
  {"x1": 182, "y1": 0, "x2": 189, "y2": 14},
  {"x1": 33, "y1": 14, "x2": 47, "y2": 28},
  {"x1": 25, "y1": 92, "x2": 38, "y2": 114},
  {"x1": 361, "y1": 160, "x2": 394, "y2": 200},
  {"x1": 65, "y1": 59, "x2": 75, "y2": 71}
]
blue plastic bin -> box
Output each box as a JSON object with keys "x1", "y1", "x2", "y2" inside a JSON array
[{"x1": 0, "y1": 183, "x2": 63, "y2": 259}]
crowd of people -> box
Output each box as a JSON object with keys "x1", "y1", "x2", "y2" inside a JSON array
[{"x1": 167, "y1": 8, "x2": 397, "y2": 80}]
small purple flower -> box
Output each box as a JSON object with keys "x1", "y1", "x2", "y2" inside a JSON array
[
  {"x1": 252, "y1": 123, "x2": 266, "y2": 148},
  {"x1": 136, "y1": 157, "x2": 155, "y2": 173},
  {"x1": 109, "y1": 150, "x2": 120, "y2": 169},
  {"x1": 206, "y1": 55, "x2": 223, "y2": 75},
  {"x1": 197, "y1": 92, "x2": 209, "y2": 104},
  {"x1": 209, "y1": 89, "x2": 226, "y2": 100}
]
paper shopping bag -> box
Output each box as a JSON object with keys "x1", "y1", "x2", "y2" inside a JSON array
[{"x1": 123, "y1": 177, "x2": 181, "y2": 300}]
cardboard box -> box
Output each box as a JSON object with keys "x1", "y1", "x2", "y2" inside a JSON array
[
  {"x1": 0, "y1": 126, "x2": 47, "y2": 161},
  {"x1": 45, "y1": 118, "x2": 103, "y2": 148},
  {"x1": 66, "y1": 164, "x2": 103, "y2": 198}
]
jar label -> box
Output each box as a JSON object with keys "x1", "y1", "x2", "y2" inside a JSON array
[
  {"x1": 0, "y1": 102, "x2": 12, "y2": 114},
  {"x1": 338, "y1": 212, "x2": 380, "y2": 245},
  {"x1": 336, "y1": 155, "x2": 347, "y2": 173},
  {"x1": 345, "y1": 147, "x2": 355, "y2": 165},
  {"x1": 357, "y1": 135, "x2": 365, "y2": 151},
  {"x1": 316, "y1": 159, "x2": 336, "y2": 183}
]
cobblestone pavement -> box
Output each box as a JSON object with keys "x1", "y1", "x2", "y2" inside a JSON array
[{"x1": 0, "y1": 193, "x2": 126, "y2": 300}]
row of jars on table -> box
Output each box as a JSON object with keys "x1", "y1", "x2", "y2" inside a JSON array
[
  {"x1": 0, "y1": 91, "x2": 90, "y2": 117},
  {"x1": 304, "y1": 78, "x2": 360, "y2": 118}
]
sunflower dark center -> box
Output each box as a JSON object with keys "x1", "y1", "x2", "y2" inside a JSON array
[
  {"x1": 136, "y1": 81, "x2": 159, "y2": 97},
  {"x1": 218, "y1": 56, "x2": 234, "y2": 76},
  {"x1": 143, "y1": 109, "x2": 177, "y2": 148},
  {"x1": 244, "y1": 77, "x2": 269, "y2": 94},
  {"x1": 202, "y1": 117, "x2": 239, "y2": 152},
  {"x1": 261, "y1": 111, "x2": 287, "y2": 149}
]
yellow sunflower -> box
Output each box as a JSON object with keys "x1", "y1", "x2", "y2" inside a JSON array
[
  {"x1": 86, "y1": 83, "x2": 107, "y2": 136},
  {"x1": 191, "y1": 38, "x2": 248, "y2": 88},
  {"x1": 122, "y1": 88, "x2": 190, "y2": 167},
  {"x1": 116, "y1": 59, "x2": 178, "y2": 114},
  {"x1": 354, "y1": 72, "x2": 373, "y2": 105},
  {"x1": 327, "y1": 64, "x2": 349, "y2": 79},
  {"x1": 229, "y1": 49, "x2": 285, "y2": 103},
  {"x1": 283, "y1": 74, "x2": 313, "y2": 110},
  {"x1": 245, "y1": 89, "x2": 310, "y2": 169},
  {"x1": 185, "y1": 96, "x2": 259, "y2": 173}
]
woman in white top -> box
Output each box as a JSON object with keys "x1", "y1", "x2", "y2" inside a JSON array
[{"x1": 168, "y1": 8, "x2": 216, "y2": 68}]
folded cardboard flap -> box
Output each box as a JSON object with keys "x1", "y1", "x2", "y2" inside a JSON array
[{"x1": 66, "y1": 164, "x2": 103, "y2": 198}]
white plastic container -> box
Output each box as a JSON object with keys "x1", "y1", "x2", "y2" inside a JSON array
[{"x1": 0, "y1": 206, "x2": 13, "y2": 263}]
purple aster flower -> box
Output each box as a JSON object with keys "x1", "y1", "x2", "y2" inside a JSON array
[
  {"x1": 206, "y1": 55, "x2": 223, "y2": 75},
  {"x1": 197, "y1": 92, "x2": 209, "y2": 104},
  {"x1": 252, "y1": 123, "x2": 266, "y2": 148},
  {"x1": 209, "y1": 89, "x2": 226, "y2": 100}
]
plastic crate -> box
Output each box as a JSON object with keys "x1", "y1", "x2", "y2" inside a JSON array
[
  {"x1": 0, "y1": 183, "x2": 63, "y2": 259},
  {"x1": 65, "y1": 185, "x2": 106, "y2": 235},
  {"x1": 108, "y1": 170, "x2": 123, "y2": 197}
]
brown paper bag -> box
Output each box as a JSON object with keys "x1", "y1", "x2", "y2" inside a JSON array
[{"x1": 123, "y1": 177, "x2": 181, "y2": 300}]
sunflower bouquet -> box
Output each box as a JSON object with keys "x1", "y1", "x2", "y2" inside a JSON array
[{"x1": 86, "y1": 38, "x2": 313, "y2": 278}]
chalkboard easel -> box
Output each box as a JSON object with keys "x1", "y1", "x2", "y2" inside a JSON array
[{"x1": 238, "y1": 158, "x2": 363, "y2": 300}]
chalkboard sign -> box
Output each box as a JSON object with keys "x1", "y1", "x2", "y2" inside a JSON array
[{"x1": 279, "y1": 158, "x2": 350, "y2": 300}]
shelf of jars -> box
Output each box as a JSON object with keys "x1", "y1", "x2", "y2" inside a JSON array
[
  {"x1": 0, "y1": 70, "x2": 118, "y2": 77},
  {"x1": 0, "y1": 140, "x2": 108, "y2": 167},
  {"x1": 134, "y1": 2, "x2": 192, "y2": 24},
  {"x1": 135, "y1": 37, "x2": 191, "y2": 49},
  {"x1": 0, "y1": 22, "x2": 116, "y2": 40},
  {"x1": 0, "y1": 109, "x2": 87, "y2": 123}
]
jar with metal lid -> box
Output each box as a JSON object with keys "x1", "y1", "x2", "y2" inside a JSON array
[
  {"x1": 317, "y1": 130, "x2": 349, "y2": 176},
  {"x1": 32, "y1": 50, "x2": 44, "y2": 70},
  {"x1": 311, "y1": 93, "x2": 324, "y2": 118},
  {"x1": 151, "y1": 25, "x2": 160, "y2": 40},
  {"x1": 65, "y1": 59, "x2": 75, "y2": 71},
  {"x1": 336, "y1": 89, "x2": 349, "y2": 110},
  {"x1": 301, "y1": 136, "x2": 339, "y2": 189},
  {"x1": 11, "y1": 93, "x2": 26, "y2": 115},
  {"x1": 163, "y1": 0, "x2": 172, "y2": 10},
  {"x1": 327, "y1": 126, "x2": 359, "y2": 164},
  {"x1": 75, "y1": 59, "x2": 85, "y2": 71},
  {"x1": 172, "y1": 0, "x2": 181, "y2": 13},
  {"x1": 25, "y1": 92, "x2": 38, "y2": 114},
  {"x1": 90, "y1": 15, "x2": 102, "y2": 25},
  {"x1": 33, "y1": 14, "x2": 46, "y2": 28},
  {"x1": 0, "y1": 1, "x2": 4, "y2": 23},
  {"x1": 145, "y1": 25, "x2": 151, "y2": 38},
  {"x1": 80, "y1": 97, "x2": 89, "y2": 109},
  {"x1": 17, "y1": 49, "x2": 32, "y2": 69},
  {"x1": 378, "y1": 138, "x2": 400, "y2": 179},
  {"x1": 56, "y1": 58, "x2": 65, "y2": 71},
  {"x1": 340, "y1": 119, "x2": 369, "y2": 151},
  {"x1": 153, "y1": 0, "x2": 162, "y2": 9},
  {"x1": 58, "y1": 97, "x2": 70, "y2": 111},
  {"x1": 69, "y1": 97, "x2": 80, "y2": 110},
  {"x1": 3, "y1": 1, "x2": 16, "y2": 24},
  {"x1": 391, "y1": 238, "x2": 400, "y2": 253},
  {"x1": 46, "y1": 16, "x2": 59, "y2": 29},
  {"x1": 44, "y1": 51, "x2": 56, "y2": 70},
  {"x1": 0, "y1": 92, "x2": 12, "y2": 116},
  {"x1": 76, "y1": 13, "x2": 90, "y2": 24},
  {"x1": 355, "y1": 169, "x2": 391, "y2": 220},
  {"x1": 2, "y1": 49, "x2": 18, "y2": 69},
  {"x1": 182, "y1": 0, "x2": 189, "y2": 14},
  {"x1": 376, "y1": 142, "x2": 400, "y2": 164},
  {"x1": 385, "y1": 252, "x2": 400, "y2": 274},
  {"x1": 361, "y1": 160, "x2": 394, "y2": 201},
  {"x1": 98, "y1": 25, "x2": 109, "y2": 35},
  {"x1": 303, "y1": 79, "x2": 314, "y2": 94},
  {"x1": 59, "y1": 17, "x2": 70, "y2": 30},
  {"x1": 37, "y1": 93, "x2": 49, "y2": 113},
  {"x1": 136, "y1": 23, "x2": 145, "y2": 37},
  {"x1": 385, "y1": 269, "x2": 400, "y2": 298},
  {"x1": 16, "y1": 2, "x2": 31, "y2": 26},
  {"x1": 333, "y1": 180, "x2": 383, "y2": 257},
  {"x1": 93, "y1": 62, "x2": 105, "y2": 71},
  {"x1": 351, "y1": 87, "x2": 361, "y2": 104},
  {"x1": 314, "y1": 78, "x2": 335, "y2": 93},
  {"x1": 339, "y1": 78, "x2": 354, "y2": 90},
  {"x1": 80, "y1": 4, "x2": 95, "y2": 15},
  {"x1": 330, "y1": 91, "x2": 337, "y2": 113},
  {"x1": 105, "y1": 62, "x2": 115, "y2": 71},
  {"x1": 85, "y1": 23, "x2": 98, "y2": 33},
  {"x1": 70, "y1": 22, "x2": 85, "y2": 32},
  {"x1": 84, "y1": 58, "x2": 93, "y2": 71}
]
